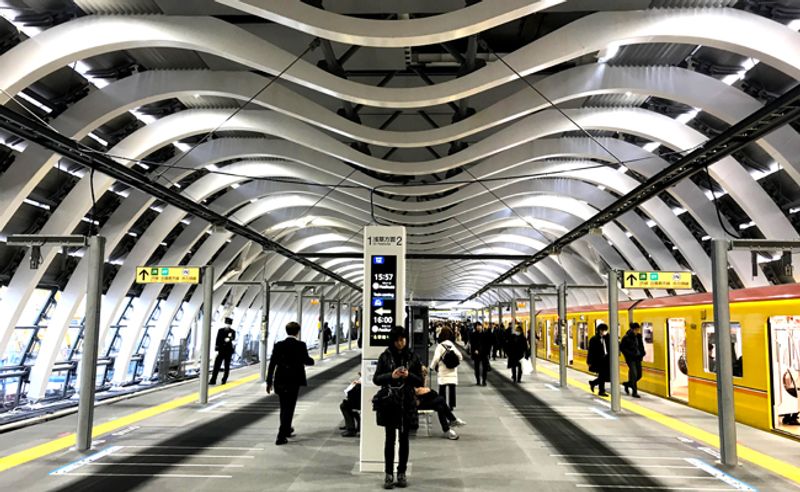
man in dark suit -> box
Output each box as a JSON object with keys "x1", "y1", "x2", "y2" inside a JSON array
[
  {"x1": 209, "y1": 317, "x2": 236, "y2": 385},
  {"x1": 588, "y1": 323, "x2": 610, "y2": 397},
  {"x1": 267, "y1": 321, "x2": 315, "y2": 445},
  {"x1": 470, "y1": 322, "x2": 493, "y2": 386}
]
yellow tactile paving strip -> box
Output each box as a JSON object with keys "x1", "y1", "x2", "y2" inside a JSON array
[
  {"x1": 0, "y1": 345, "x2": 352, "y2": 474},
  {"x1": 536, "y1": 364, "x2": 800, "y2": 485}
]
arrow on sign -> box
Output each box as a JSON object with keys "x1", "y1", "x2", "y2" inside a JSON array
[
  {"x1": 139, "y1": 270, "x2": 149, "y2": 281},
  {"x1": 625, "y1": 273, "x2": 636, "y2": 286},
  {"x1": 375, "y1": 307, "x2": 390, "y2": 315}
]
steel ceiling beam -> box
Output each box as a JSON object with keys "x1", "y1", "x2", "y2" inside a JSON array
[
  {"x1": 0, "y1": 104, "x2": 361, "y2": 292},
  {"x1": 298, "y1": 252, "x2": 534, "y2": 260},
  {"x1": 466, "y1": 82, "x2": 800, "y2": 302}
]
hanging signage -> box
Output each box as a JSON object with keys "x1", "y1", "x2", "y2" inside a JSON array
[
  {"x1": 369, "y1": 255, "x2": 397, "y2": 346},
  {"x1": 135, "y1": 266, "x2": 200, "y2": 284},
  {"x1": 622, "y1": 270, "x2": 692, "y2": 290}
]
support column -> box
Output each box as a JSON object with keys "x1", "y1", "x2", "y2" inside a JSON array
[
  {"x1": 319, "y1": 294, "x2": 325, "y2": 360},
  {"x1": 609, "y1": 270, "x2": 621, "y2": 414},
  {"x1": 529, "y1": 289, "x2": 537, "y2": 374},
  {"x1": 76, "y1": 235, "x2": 105, "y2": 452},
  {"x1": 348, "y1": 305, "x2": 353, "y2": 351},
  {"x1": 488, "y1": 305, "x2": 493, "y2": 325},
  {"x1": 260, "y1": 281, "x2": 270, "y2": 382},
  {"x1": 200, "y1": 265, "x2": 214, "y2": 405},
  {"x1": 510, "y1": 296, "x2": 517, "y2": 329},
  {"x1": 712, "y1": 239, "x2": 737, "y2": 467},
  {"x1": 336, "y1": 299, "x2": 341, "y2": 355},
  {"x1": 557, "y1": 283, "x2": 567, "y2": 388},
  {"x1": 296, "y1": 286, "x2": 304, "y2": 341}
]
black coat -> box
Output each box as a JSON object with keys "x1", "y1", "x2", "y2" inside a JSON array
[
  {"x1": 587, "y1": 334, "x2": 610, "y2": 378},
  {"x1": 267, "y1": 337, "x2": 315, "y2": 391},
  {"x1": 506, "y1": 333, "x2": 529, "y2": 367},
  {"x1": 470, "y1": 330, "x2": 493, "y2": 359},
  {"x1": 620, "y1": 330, "x2": 645, "y2": 363},
  {"x1": 215, "y1": 327, "x2": 236, "y2": 355},
  {"x1": 373, "y1": 345, "x2": 423, "y2": 429}
]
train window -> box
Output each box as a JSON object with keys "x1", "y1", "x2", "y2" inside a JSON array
[
  {"x1": 641, "y1": 322, "x2": 655, "y2": 363},
  {"x1": 702, "y1": 322, "x2": 743, "y2": 378},
  {"x1": 770, "y1": 315, "x2": 800, "y2": 435},
  {"x1": 577, "y1": 322, "x2": 588, "y2": 350}
]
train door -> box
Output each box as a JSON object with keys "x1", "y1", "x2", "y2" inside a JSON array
[
  {"x1": 667, "y1": 318, "x2": 689, "y2": 402},
  {"x1": 769, "y1": 315, "x2": 800, "y2": 437},
  {"x1": 546, "y1": 319, "x2": 552, "y2": 359},
  {"x1": 567, "y1": 318, "x2": 575, "y2": 364}
]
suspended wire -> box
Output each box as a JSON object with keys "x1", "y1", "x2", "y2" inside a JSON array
[
  {"x1": 151, "y1": 38, "x2": 320, "y2": 184},
  {"x1": 702, "y1": 167, "x2": 740, "y2": 239},
  {"x1": 479, "y1": 39, "x2": 628, "y2": 167}
]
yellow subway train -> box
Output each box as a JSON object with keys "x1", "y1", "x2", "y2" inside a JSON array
[{"x1": 509, "y1": 284, "x2": 800, "y2": 438}]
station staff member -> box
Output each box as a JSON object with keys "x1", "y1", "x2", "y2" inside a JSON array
[
  {"x1": 267, "y1": 321, "x2": 315, "y2": 445},
  {"x1": 209, "y1": 317, "x2": 236, "y2": 385}
]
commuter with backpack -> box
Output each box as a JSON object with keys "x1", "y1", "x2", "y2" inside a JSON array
[{"x1": 430, "y1": 326, "x2": 462, "y2": 410}]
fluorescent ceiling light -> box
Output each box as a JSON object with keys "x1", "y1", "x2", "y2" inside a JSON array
[
  {"x1": 642, "y1": 142, "x2": 660, "y2": 153},
  {"x1": 16, "y1": 91, "x2": 52, "y2": 113},
  {"x1": 87, "y1": 132, "x2": 108, "y2": 147},
  {"x1": 23, "y1": 198, "x2": 50, "y2": 210},
  {"x1": 675, "y1": 109, "x2": 699, "y2": 125},
  {"x1": 173, "y1": 141, "x2": 192, "y2": 152},
  {"x1": 206, "y1": 164, "x2": 221, "y2": 172},
  {"x1": 738, "y1": 221, "x2": 755, "y2": 231},
  {"x1": 598, "y1": 43, "x2": 620, "y2": 62},
  {"x1": 645, "y1": 219, "x2": 657, "y2": 228}
]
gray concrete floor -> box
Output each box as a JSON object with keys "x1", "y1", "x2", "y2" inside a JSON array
[{"x1": 1, "y1": 348, "x2": 797, "y2": 491}]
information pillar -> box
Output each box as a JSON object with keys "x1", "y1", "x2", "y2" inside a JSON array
[{"x1": 360, "y1": 226, "x2": 406, "y2": 472}]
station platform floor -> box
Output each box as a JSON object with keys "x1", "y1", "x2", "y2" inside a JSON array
[{"x1": 0, "y1": 346, "x2": 797, "y2": 491}]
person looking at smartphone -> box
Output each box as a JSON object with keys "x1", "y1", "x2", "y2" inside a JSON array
[{"x1": 373, "y1": 326, "x2": 423, "y2": 489}]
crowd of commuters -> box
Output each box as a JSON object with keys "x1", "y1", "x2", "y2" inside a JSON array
[{"x1": 265, "y1": 317, "x2": 646, "y2": 489}]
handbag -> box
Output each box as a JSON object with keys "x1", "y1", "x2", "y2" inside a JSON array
[
  {"x1": 372, "y1": 385, "x2": 402, "y2": 413},
  {"x1": 521, "y1": 357, "x2": 533, "y2": 375}
]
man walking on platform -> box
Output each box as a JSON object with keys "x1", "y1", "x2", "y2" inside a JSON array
[
  {"x1": 621, "y1": 322, "x2": 645, "y2": 398},
  {"x1": 267, "y1": 321, "x2": 315, "y2": 445},
  {"x1": 209, "y1": 317, "x2": 236, "y2": 385},
  {"x1": 471, "y1": 322, "x2": 492, "y2": 386},
  {"x1": 588, "y1": 323, "x2": 610, "y2": 397}
]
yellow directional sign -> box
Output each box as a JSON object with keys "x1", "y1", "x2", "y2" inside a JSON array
[
  {"x1": 622, "y1": 270, "x2": 692, "y2": 290},
  {"x1": 136, "y1": 266, "x2": 200, "y2": 284}
]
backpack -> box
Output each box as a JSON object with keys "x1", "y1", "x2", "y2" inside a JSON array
[{"x1": 442, "y1": 344, "x2": 460, "y2": 369}]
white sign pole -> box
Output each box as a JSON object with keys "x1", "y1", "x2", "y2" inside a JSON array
[{"x1": 360, "y1": 226, "x2": 406, "y2": 472}]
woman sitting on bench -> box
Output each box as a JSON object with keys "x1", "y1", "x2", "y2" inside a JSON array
[{"x1": 415, "y1": 367, "x2": 466, "y2": 440}]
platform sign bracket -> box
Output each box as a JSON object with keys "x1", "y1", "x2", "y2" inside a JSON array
[
  {"x1": 136, "y1": 266, "x2": 200, "y2": 284},
  {"x1": 622, "y1": 270, "x2": 692, "y2": 290}
]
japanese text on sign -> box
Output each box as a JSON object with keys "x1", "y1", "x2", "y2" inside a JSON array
[
  {"x1": 136, "y1": 266, "x2": 200, "y2": 284},
  {"x1": 622, "y1": 270, "x2": 692, "y2": 290}
]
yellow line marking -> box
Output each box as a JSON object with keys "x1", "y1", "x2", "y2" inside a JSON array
[
  {"x1": 535, "y1": 365, "x2": 800, "y2": 485},
  {"x1": 0, "y1": 346, "x2": 356, "y2": 474}
]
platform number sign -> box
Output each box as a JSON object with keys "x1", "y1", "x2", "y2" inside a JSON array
[
  {"x1": 369, "y1": 255, "x2": 397, "y2": 346},
  {"x1": 622, "y1": 270, "x2": 692, "y2": 290}
]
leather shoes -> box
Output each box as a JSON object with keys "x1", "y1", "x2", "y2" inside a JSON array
[
  {"x1": 275, "y1": 437, "x2": 288, "y2": 446},
  {"x1": 341, "y1": 430, "x2": 357, "y2": 437},
  {"x1": 598, "y1": 392, "x2": 609, "y2": 397},
  {"x1": 624, "y1": 383, "x2": 630, "y2": 395},
  {"x1": 589, "y1": 381, "x2": 596, "y2": 393}
]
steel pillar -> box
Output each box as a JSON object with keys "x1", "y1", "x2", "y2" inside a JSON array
[
  {"x1": 557, "y1": 283, "x2": 567, "y2": 388},
  {"x1": 76, "y1": 235, "x2": 104, "y2": 451},
  {"x1": 712, "y1": 239, "x2": 737, "y2": 467},
  {"x1": 319, "y1": 294, "x2": 325, "y2": 360},
  {"x1": 260, "y1": 280, "x2": 270, "y2": 382},
  {"x1": 608, "y1": 270, "x2": 621, "y2": 414},
  {"x1": 336, "y1": 299, "x2": 342, "y2": 355},
  {"x1": 528, "y1": 289, "x2": 537, "y2": 374},
  {"x1": 200, "y1": 265, "x2": 213, "y2": 405}
]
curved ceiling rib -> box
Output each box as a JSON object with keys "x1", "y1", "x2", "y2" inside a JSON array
[
  {"x1": 215, "y1": 0, "x2": 563, "y2": 47},
  {"x1": 0, "y1": 10, "x2": 798, "y2": 109}
]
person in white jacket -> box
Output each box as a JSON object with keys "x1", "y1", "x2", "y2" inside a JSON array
[{"x1": 430, "y1": 326, "x2": 463, "y2": 410}]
